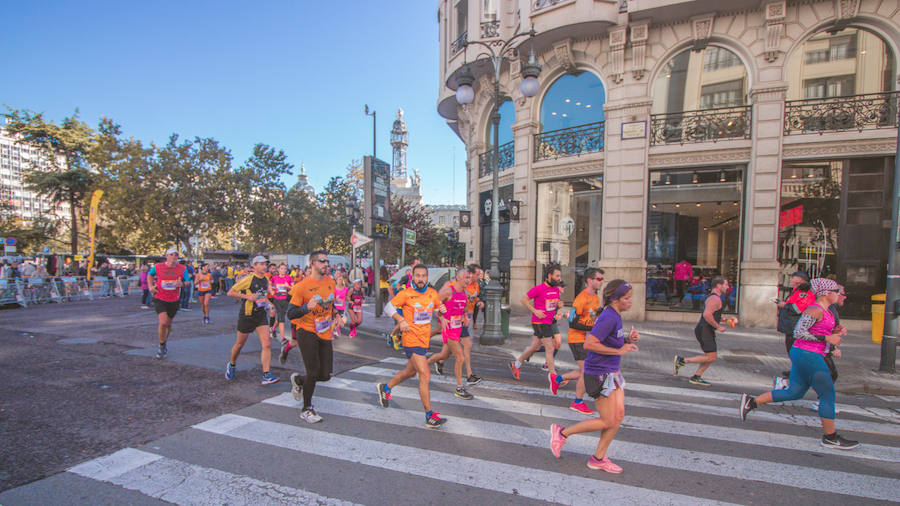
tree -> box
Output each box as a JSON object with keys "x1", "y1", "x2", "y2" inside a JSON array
[
  {"x1": 318, "y1": 176, "x2": 355, "y2": 255},
  {"x1": 236, "y1": 144, "x2": 295, "y2": 252},
  {"x1": 382, "y1": 198, "x2": 444, "y2": 265},
  {"x1": 3, "y1": 109, "x2": 97, "y2": 254},
  {"x1": 0, "y1": 199, "x2": 58, "y2": 253}
]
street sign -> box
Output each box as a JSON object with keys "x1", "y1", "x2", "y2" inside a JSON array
[
  {"x1": 4, "y1": 246, "x2": 15, "y2": 253},
  {"x1": 4, "y1": 237, "x2": 15, "y2": 246},
  {"x1": 351, "y1": 231, "x2": 373, "y2": 248},
  {"x1": 363, "y1": 156, "x2": 392, "y2": 239},
  {"x1": 42, "y1": 247, "x2": 50, "y2": 254},
  {"x1": 403, "y1": 228, "x2": 416, "y2": 245},
  {"x1": 74, "y1": 254, "x2": 84, "y2": 261}
]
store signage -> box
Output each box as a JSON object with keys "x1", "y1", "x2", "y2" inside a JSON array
[
  {"x1": 779, "y1": 205, "x2": 803, "y2": 228},
  {"x1": 479, "y1": 185, "x2": 514, "y2": 224},
  {"x1": 459, "y1": 211, "x2": 471, "y2": 228},
  {"x1": 621, "y1": 121, "x2": 647, "y2": 140}
]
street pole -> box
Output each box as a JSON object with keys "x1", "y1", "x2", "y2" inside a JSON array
[
  {"x1": 480, "y1": 76, "x2": 504, "y2": 345},
  {"x1": 374, "y1": 239, "x2": 382, "y2": 317},
  {"x1": 401, "y1": 234, "x2": 406, "y2": 268},
  {"x1": 879, "y1": 110, "x2": 900, "y2": 373}
]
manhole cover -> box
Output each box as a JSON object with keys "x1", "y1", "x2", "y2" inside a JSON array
[{"x1": 58, "y1": 337, "x2": 99, "y2": 345}]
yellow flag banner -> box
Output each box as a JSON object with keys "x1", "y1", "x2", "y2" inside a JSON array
[{"x1": 86, "y1": 189, "x2": 103, "y2": 281}]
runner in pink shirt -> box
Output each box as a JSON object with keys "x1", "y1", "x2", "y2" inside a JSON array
[
  {"x1": 270, "y1": 264, "x2": 293, "y2": 345},
  {"x1": 332, "y1": 271, "x2": 349, "y2": 338},
  {"x1": 509, "y1": 263, "x2": 565, "y2": 394},
  {"x1": 427, "y1": 266, "x2": 475, "y2": 400}
]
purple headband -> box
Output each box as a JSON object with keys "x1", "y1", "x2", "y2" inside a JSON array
[{"x1": 609, "y1": 282, "x2": 632, "y2": 302}]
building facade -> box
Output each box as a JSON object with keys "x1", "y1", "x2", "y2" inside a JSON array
[
  {"x1": 436, "y1": 0, "x2": 900, "y2": 327},
  {"x1": 390, "y1": 109, "x2": 425, "y2": 208},
  {"x1": 0, "y1": 129, "x2": 70, "y2": 224}
]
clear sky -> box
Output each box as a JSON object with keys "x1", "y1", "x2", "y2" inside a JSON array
[{"x1": 1, "y1": 1, "x2": 466, "y2": 205}]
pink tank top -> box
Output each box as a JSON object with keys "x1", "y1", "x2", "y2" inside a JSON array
[
  {"x1": 793, "y1": 302, "x2": 832, "y2": 356},
  {"x1": 442, "y1": 282, "x2": 468, "y2": 340},
  {"x1": 334, "y1": 286, "x2": 349, "y2": 310}
]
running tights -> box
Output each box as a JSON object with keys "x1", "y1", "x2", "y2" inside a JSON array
[
  {"x1": 771, "y1": 347, "x2": 835, "y2": 419},
  {"x1": 295, "y1": 327, "x2": 334, "y2": 409}
]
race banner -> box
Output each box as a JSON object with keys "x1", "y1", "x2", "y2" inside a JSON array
[{"x1": 86, "y1": 189, "x2": 103, "y2": 280}]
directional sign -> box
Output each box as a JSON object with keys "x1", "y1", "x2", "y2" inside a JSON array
[
  {"x1": 403, "y1": 228, "x2": 416, "y2": 245},
  {"x1": 350, "y1": 231, "x2": 373, "y2": 248},
  {"x1": 42, "y1": 247, "x2": 50, "y2": 254}
]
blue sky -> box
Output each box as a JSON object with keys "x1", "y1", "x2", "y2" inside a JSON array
[{"x1": 1, "y1": 1, "x2": 466, "y2": 205}]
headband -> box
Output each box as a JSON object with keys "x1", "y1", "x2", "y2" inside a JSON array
[
  {"x1": 608, "y1": 282, "x2": 632, "y2": 302},
  {"x1": 809, "y1": 277, "x2": 838, "y2": 297}
]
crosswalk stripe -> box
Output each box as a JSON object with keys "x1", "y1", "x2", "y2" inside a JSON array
[
  {"x1": 262, "y1": 393, "x2": 900, "y2": 501},
  {"x1": 352, "y1": 363, "x2": 900, "y2": 436},
  {"x1": 308, "y1": 374, "x2": 900, "y2": 464},
  {"x1": 68, "y1": 448, "x2": 360, "y2": 506},
  {"x1": 193, "y1": 414, "x2": 733, "y2": 505}
]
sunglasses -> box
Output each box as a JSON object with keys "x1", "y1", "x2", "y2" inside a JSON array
[
  {"x1": 593, "y1": 277, "x2": 604, "y2": 282},
  {"x1": 314, "y1": 259, "x2": 330, "y2": 264}
]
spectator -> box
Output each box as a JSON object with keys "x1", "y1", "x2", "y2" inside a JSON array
[
  {"x1": 139, "y1": 264, "x2": 150, "y2": 309},
  {"x1": 98, "y1": 262, "x2": 111, "y2": 297},
  {"x1": 673, "y1": 258, "x2": 692, "y2": 303}
]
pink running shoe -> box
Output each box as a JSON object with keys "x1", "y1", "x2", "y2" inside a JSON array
[
  {"x1": 349, "y1": 327, "x2": 357, "y2": 338},
  {"x1": 549, "y1": 423, "x2": 567, "y2": 458},
  {"x1": 587, "y1": 455, "x2": 623, "y2": 474},
  {"x1": 549, "y1": 373, "x2": 561, "y2": 395},
  {"x1": 569, "y1": 401, "x2": 595, "y2": 415}
]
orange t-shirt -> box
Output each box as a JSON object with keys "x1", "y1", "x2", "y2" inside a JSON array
[
  {"x1": 390, "y1": 287, "x2": 444, "y2": 348},
  {"x1": 465, "y1": 282, "x2": 480, "y2": 313},
  {"x1": 195, "y1": 272, "x2": 212, "y2": 292},
  {"x1": 567, "y1": 289, "x2": 602, "y2": 344},
  {"x1": 289, "y1": 275, "x2": 337, "y2": 340}
]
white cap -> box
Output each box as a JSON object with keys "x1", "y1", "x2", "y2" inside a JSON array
[
  {"x1": 165, "y1": 248, "x2": 178, "y2": 256},
  {"x1": 251, "y1": 255, "x2": 268, "y2": 265},
  {"x1": 352, "y1": 278, "x2": 362, "y2": 284}
]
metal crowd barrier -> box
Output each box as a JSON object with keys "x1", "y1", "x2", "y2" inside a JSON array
[{"x1": 1, "y1": 274, "x2": 144, "y2": 307}]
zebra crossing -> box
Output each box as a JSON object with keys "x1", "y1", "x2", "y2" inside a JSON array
[{"x1": 51, "y1": 358, "x2": 900, "y2": 504}]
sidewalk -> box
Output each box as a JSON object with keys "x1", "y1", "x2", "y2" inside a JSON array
[{"x1": 357, "y1": 305, "x2": 900, "y2": 396}]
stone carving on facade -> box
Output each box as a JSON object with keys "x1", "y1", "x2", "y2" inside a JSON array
[
  {"x1": 533, "y1": 160, "x2": 603, "y2": 180},
  {"x1": 836, "y1": 0, "x2": 860, "y2": 19},
  {"x1": 553, "y1": 38, "x2": 576, "y2": 72},
  {"x1": 609, "y1": 27, "x2": 627, "y2": 84},
  {"x1": 648, "y1": 148, "x2": 751, "y2": 168},
  {"x1": 630, "y1": 22, "x2": 649, "y2": 80},
  {"x1": 764, "y1": 1, "x2": 786, "y2": 62},
  {"x1": 783, "y1": 140, "x2": 894, "y2": 158},
  {"x1": 691, "y1": 14, "x2": 715, "y2": 52}
]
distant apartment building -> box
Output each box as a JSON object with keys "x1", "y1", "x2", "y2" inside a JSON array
[{"x1": 0, "y1": 129, "x2": 70, "y2": 223}]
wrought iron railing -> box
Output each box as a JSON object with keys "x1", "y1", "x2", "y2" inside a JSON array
[
  {"x1": 480, "y1": 20, "x2": 500, "y2": 38},
  {"x1": 783, "y1": 91, "x2": 900, "y2": 135},
  {"x1": 451, "y1": 31, "x2": 467, "y2": 55},
  {"x1": 532, "y1": 0, "x2": 572, "y2": 12},
  {"x1": 650, "y1": 106, "x2": 751, "y2": 145},
  {"x1": 534, "y1": 121, "x2": 605, "y2": 161},
  {"x1": 478, "y1": 141, "x2": 515, "y2": 177}
]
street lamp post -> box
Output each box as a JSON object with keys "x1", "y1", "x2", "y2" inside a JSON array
[
  {"x1": 879, "y1": 108, "x2": 900, "y2": 373},
  {"x1": 451, "y1": 30, "x2": 541, "y2": 345},
  {"x1": 345, "y1": 195, "x2": 360, "y2": 275}
]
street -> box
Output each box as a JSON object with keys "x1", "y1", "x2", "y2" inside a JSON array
[{"x1": 1, "y1": 294, "x2": 898, "y2": 505}]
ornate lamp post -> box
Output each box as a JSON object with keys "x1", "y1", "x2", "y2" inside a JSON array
[
  {"x1": 451, "y1": 30, "x2": 541, "y2": 345},
  {"x1": 345, "y1": 194, "x2": 361, "y2": 272}
]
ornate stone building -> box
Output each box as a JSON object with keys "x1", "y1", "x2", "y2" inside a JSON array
[
  {"x1": 390, "y1": 109, "x2": 424, "y2": 208},
  {"x1": 437, "y1": 0, "x2": 900, "y2": 328}
]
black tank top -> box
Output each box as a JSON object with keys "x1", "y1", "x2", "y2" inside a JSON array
[{"x1": 696, "y1": 293, "x2": 723, "y2": 330}]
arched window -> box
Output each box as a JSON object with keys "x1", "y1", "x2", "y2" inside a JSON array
[
  {"x1": 486, "y1": 99, "x2": 515, "y2": 148},
  {"x1": 652, "y1": 46, "x2": 748, "y2": 114},
  {"x1": 539, "y1": 72, "x2": 606, "y2": 132}
]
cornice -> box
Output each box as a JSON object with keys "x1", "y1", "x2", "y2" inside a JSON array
[
  {"x1": 648, "y1": 148, "x2": 751, "y2": 168},
  {"x1": 782, "y1": 139, "x2": 896, "y2": 158}
]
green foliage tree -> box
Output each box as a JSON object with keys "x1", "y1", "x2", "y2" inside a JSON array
[
  {"x1": 382, "y1": 197, "x2": 447, "y2": 266},
  {"x1": 3, "y1": 109, "x2": 97, "y2": 254},
  {"x1": 235, "y1": 144, "x2": 295, "y2": 252}
]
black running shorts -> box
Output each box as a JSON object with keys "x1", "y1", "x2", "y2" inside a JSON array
[
  {"x1": 549, "y1": 321, "x2": 560, "y2": 336},
  {"x1": 569, "y1": 342, "x2": 587, "y2": 361},
  {"x1": 694, "y1": 324, "x2": 718, "y2": 353},
  {"x1": 153, "y1": 298, "x2": 179, "y2": 319},
  {"x1": 272, "y1": 298, "x2": 290, "y2": 322},
  {"x1": 237, "y1": 311, "x2": 269, "y2": 334},
  {"x1": 532, "y1": 323, "x2": 554, "y2": 338}
]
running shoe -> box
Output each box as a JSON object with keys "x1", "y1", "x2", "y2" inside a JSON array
[
  {"x1": 376, "y1": 382, "x2": 390, "y2": 408},
  {"x1": 821, "y1": 433, "x2": 859, "y2": 450},
  {"x1": 260, "y1": 372, "x2": 280, "y2": 385},
  {"x1": 570, "y1": 401, "x2": 595, "y2": 415},
  {"x1": 391, "y1": 333, "x2": 401, "y2": 351},
  {"x1": 155, "y1": 343, "x2": 167, "y2": 360},
  {"x1": 689, "y1": 376, "x2": 711, "y2": 386},
  {"x1": 279, "y1": 340, "x2": 293, "y2": 365},
  {"x1": 508, "y1": 361, "x2": 521, "y2": 381},
  {"x1": 349, "y1": 327, "x2": 357, "y2": 338},
  {"x1": 140, "y1": 305, "x2": 150, "y2": 309},
  {"x1": 290, "y1": 373, "x2": 303, "y2": 401},
  {"x1": 454, "y1": 387, "x2": 474, "y2": 400},
  {"x1": 225, "y1": 362, "x2": 235, "y2": 380},
  {"x1": 673, "y1": 355, "x2": 685, "y2": 376},
  {"x1": 467, "y1": 374, "x2": 482, "y2": 385},
  {"x1": 300, "y1": 407, "x2": 323, "y2": 424},
  {"x1": 334, "y1": 326, "x2": 341, "y2": 338},
  {"x1": 549, "y1": 423, "x2": 567, "y2": 458},
  {"x1": 433, "y1": 361, "x2": 444, "y2": 376},
  {"x1": 549, "y1": 373, "x2": 562, "y2": 395},
  {"x1": 740, "y1": 393, "x2": 755, "y2": 422},
  {"x1": 541, "y1": 362, "x2": 549, "y2": 370},
  {"x1": 587, "y1": 455, "x2": 623, "y2": 474},
  {"x1": 425, "y1": 412, "x2": 447, "y2": 428},
  {"x1": 773, "y1": 377, "x2": 789, "y2": 390}
]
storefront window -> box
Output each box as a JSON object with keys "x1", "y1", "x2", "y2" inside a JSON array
[
  {"x1": 778, "y1": 158, "x2": 893, "y2": 318},
  {"x1": 535, "y1": 177, "x2": 603, "y2": 303},
  {"x1": 646, "y1": 167, "x2": 743, "y2": 312}
]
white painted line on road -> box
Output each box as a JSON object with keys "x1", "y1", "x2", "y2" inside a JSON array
[
  {"x1": 262, "y1": 393, "x2": 900, "y2": 501},
  {"x1": 195, "y1": 414, "x2": 732, "y2": 506},
  {"x1": 69, "y1": 448, "x2": 359, "y2": 506}
]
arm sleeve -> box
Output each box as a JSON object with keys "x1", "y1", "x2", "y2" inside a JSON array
[
  {"x1": 148, "y1": 265, "x2": 156, "y2": 276},
  {"x1": 569, "y1": 320, "x2": 594, "y2": 331},
  {"x1": 793, "y1": 313, "x2": 826, "y2": 341},
  {"x1": 286, "y1": 303, "x2": 310, "y2": 321}
]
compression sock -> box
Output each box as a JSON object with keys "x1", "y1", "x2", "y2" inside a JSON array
[
  {"x1": 426, "y1": 410, "x2": 433, "y2": 418},
  {"x1": 383, "y1": 385, "x2": 391, "y2": 394},
  {"x1": 573, "y1": 398, "x2": 583, "y2": 404}
]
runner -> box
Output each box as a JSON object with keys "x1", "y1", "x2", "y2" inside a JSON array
[
  {"x1": 225, "y1": 256, "x2": 279, "y2": 385},
  {"x1": 428, "y1": 266, "x2": 474, "y2": 400},
  {"x1": 740, "y1": 277, "x2": 859, "y2": 450},
  {"x1": 147, "y1": 248, "x2": 190, "y2": 359},
  {"x1": 509, "y1": 263, "x2": 565, "y2": 395},
  {"x1": 287, "y1": 250, "x2": 343, "y2": 424},
  {"x1": 673, "y1": 276, "x2": 736, "y2": 386},
  {"x1": 376, "y1": 263, "x2": 448, "y2": 427},
  {"x1": 333, "y1": 271, "x2": 349, "y2": 338},
  {"x1": 549, "y1": 279, "x2": 640, "y2": 474},
  {"x1": 270, "y1": 263, "x2": 293, "y2": 344},
  {"x1": 347, "y1": 277, "x2": 365, "y2": 338},
  {"x1": 774, "y1": 271, "x2": 813, "y2": 389},
  {"x1": 195, "y1": 263, "x2": 213, "y2": 324},
  {"x1": 562, "y1": 268, "x2": 605, "y2": 415}
]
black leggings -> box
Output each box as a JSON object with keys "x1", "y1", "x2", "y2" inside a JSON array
[
  {"x1": 472, "y1": 304, "x2": 482, "y2": 325},
  {"x1": 295, "y1": 327, "x2": 334, "y2": 409}
]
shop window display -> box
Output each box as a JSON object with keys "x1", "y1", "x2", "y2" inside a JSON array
[{"x1": 646, "y1": 167, "x2": 743, "y2": 312}]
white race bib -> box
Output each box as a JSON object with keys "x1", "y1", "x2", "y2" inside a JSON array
[
  {"x1": 545, "y1": 299, "x2": 558, "y2": 311},
  {"x1": 315, "y1": 317, "x2": 332, "y2": 333},
  {"x1": 276, "y1": 283, "x2": 289, "y2": 294},
  {"x1": 413, "y1": 311, "x2": 432, "y2": 324},
  {"x1": 161, "y1": 280, "x2": 177, "y2": 290},
  {"x1": 449, "y1": 315, "x2": 462, "y2": 329},
  {"x1": 199, "y1": 282, "x2": 210, "y2": 290}
]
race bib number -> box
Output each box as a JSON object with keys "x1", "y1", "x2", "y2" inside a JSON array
[
  {"x1": 449, "y1": 315, "x2": 462, "y2": 329},
  {"x1": 161, "y1": 280, "x2": 177, "y2": 290},
  {"x1": 315, "y1": 317, "x2": 332, "y2": 333},
  {"x1": 276, "y1": 283, "x2": 289, "y2": 294},
  {"x1": 413, "y1": 311, "x2": 432, "y2": 324},
  {"x1": 351, "y1": 304, "x2": 362, "y2": 312},
  {"x1": 255, "y1": 298, "x2": 269, "y2": 308},
  {"x1": 199, "y1": 282, "x2": 210, "y2": 290},
  {"x1": 545, "y1": 299, "x2": 558, "y2": 311}
]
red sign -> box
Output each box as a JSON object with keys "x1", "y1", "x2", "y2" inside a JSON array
[{"x1": 779, "y1": 205, "x2": 803, "y2": 228}]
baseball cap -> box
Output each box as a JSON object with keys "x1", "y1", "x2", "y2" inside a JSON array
[
  {"x1": 251, "y1": 255, "x2": 268, "y2": 265},
  {"x1": 352, "y1": 278, "x2": 362, "y2": 284},
  {"x1": 790, "y1": 271, "x2": 809, "y2": 281},
  {"x1": 165, "y1": 248, "x2": 178, "y2": 256}
]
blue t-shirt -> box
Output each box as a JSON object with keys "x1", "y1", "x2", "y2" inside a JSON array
[{"x1": 584, "y1": 306, "x2": 625, "y2": 375}]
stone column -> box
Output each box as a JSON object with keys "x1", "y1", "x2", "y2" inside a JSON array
[
  {"x1": 509, "y1": 118, "x2": 539, "y2": 314},
  {"x1": 599, "y1": 99, "x2": 653, "y2": 321},
  {"x1": 741, "y1": 83, "x2": 788, "y2": 327},
  {"x1": 467, "y1": 141, "x2": 485, "y2": 265}
]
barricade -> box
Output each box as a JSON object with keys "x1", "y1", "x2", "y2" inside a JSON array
[
  {"x1": 58, "y1": 276, "x2": 94, "y2": 302},
  {"x1": 21, "y1": 277, "x2": 59, "y2": 305},
  {"x1": 0, "y1": 278, "x2": 26, "y2": 307}
]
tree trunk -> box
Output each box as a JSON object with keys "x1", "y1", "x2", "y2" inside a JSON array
[{"x1": 69, "y1": 191, "x2": 78, "y2": 255}]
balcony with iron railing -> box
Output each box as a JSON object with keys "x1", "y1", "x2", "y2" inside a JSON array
[
  {"x1": 534, "y1": 121, "x2": 605, "y2": 161},
  {"x1": 650, "y1": 105, "x2": 752, "y2": 145},
  {"x1": 478, "y1": 141, "x2": 515, "y2": 177},
  {"x1": 451, "y1": 31, "x2": 468, "y2": 55},
  {"x1": 783, "y1": 91, "x2": 900, "y2": 135},
  {"x1": 532, "y1": 0, "x2": 573, "y2": 13}
]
